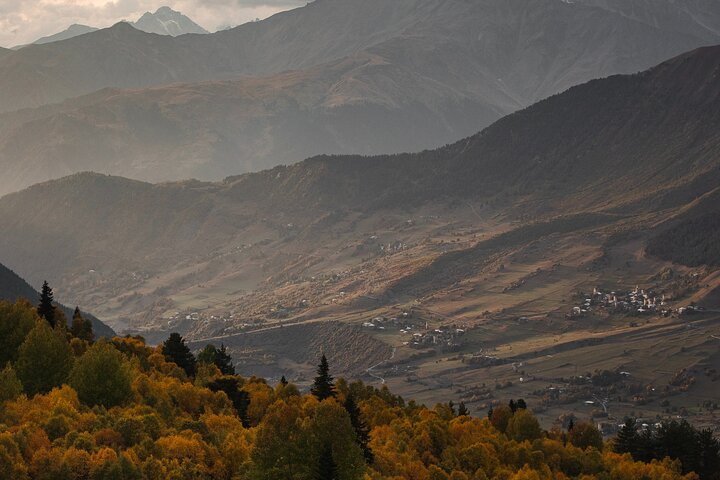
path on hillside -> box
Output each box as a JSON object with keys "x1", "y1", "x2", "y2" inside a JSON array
[{"x1": 366, "y1": 347, "x2": 396, "y2": 384}]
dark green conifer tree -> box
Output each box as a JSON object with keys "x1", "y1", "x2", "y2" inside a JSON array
[
  {"x1": 656, "y1": 419, "x2": 700, "y2": 474},
  {"x1": 615, "y1": 418, "x2": 639, "y2": 458},
  {"x1": 70, "y1": 307, "x2": 94, "y2": 342},
  {"x1": 280, "y1": 375, "x2": 289, "y2": 386},
  {"x1": 636, "y1": 427, "x2": 657, "y2": 463},
  {"x1": 311, "y1": 354, "x2": 336, "y2": 401},
  {"x1": 697, "y1": 428, "x2": 720, "y2": 480},
  {"x1": 207, "y1": 377, "x2": 250, "y2": 427},
  {"x1": 516, "y1": 398, "x2": 527, "y2": 410},
  {"x1": 198, "y1": 343, "x2": 235, "y2": 375},
  {"x1": 316, "y1": 443, "x2": 338, "y2": 480},
  {"x1": 509, "y1": 399, "x2": 517, "y2": 413},
  {"x1": 215, "y1": 344, "x2": 235, "y2": 375},
  {"x1": 197, "y1": 344, "x2": 218, "y2": 365},
  {"x1": 344, "y1": 393, "x2": 373, "y2": 463},
  {"x1": 457, "y1": 401, "x2": 469, "y2": 416},
  {"x1": 37, "y1": 281, "x2": 56, "y2": 327},
  {"x1": 162, "y1": 332, "x2": 197, "y2": 377}
]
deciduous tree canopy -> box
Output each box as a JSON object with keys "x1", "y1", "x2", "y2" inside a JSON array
[{"x1": 0, "y1": 301, "x2": 711, "y2": 480}]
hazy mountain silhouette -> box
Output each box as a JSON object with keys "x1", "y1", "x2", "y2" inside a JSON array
[
  {"x1": 0, "y1": 45, "x2": 717, "y2": 317},
  {"x1": 0, "y1": 0, "x2": 719, "y2": 195}
]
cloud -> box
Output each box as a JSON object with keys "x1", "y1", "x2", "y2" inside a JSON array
[{"x1": 0, "y1": 0, "x2": 307, "y2": 47}]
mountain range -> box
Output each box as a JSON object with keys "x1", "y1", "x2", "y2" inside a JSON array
[
  {"x1": 0, "y1": 44, "x2": 718, "y2": 333},
  {"x1": 21, "y1": 24, "x2": 99, "y2": 47},
  {"x1": 1, "y1": 0, "x2": 720, "y2": 195},
  {"x1": 11, "y1": 7, "x2": 207, "y2": 50}
]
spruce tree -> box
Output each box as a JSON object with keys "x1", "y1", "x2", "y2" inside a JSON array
[
  {"x1": 636, "y1": 427, "x2": 657, "y2": 463},
  {"x1": 316, "y1": 443, "x2": 339, "y2": 480},
  {"x1": 457, "y1": 401, "x2": 469, "y2": 416},
  {"x1": 509, "y1": 399, "x2": 517, "y2": 413},
  {"x1": 207, "y1": 377, "x2": 250, "y2": 427},
  {"x1": 162, "y1": 332, "x2": 197, "y2": 377},
  {"x1": 615, "y1": 418, "x2": 639, "y2": 458},
  {"x1": 215, "y1": 344, "x2": 235, "y2": 375},
  {"x1": 516, "y1": 398, "x2": 527, "y2": 410},
  {"x1": 70, "y1": 307, "x2": 94, "y2": 342},
  {"x1": 37, "y1": 281, "x2": 56, "y2": 328},
  {"x1": 198, "y1": 344, "x2": 218, "y2": 365},
  {"x1": 280, "y1": 375, "x2": 289, "y2": 386},
  {"x1": 697, "y1": 428, "x2": 720, "y2": 480},
  {"x1": 657, "y1": 419, "x2": 701, "y2": 474},
  {"x1": 198, "y1": 343, "x2": 235, "y2": 375},
  {"x1": 344, "y1": 393, "x2": 373, "y2": 463},
  {"x1": 311, "y1": 354, "x2": 336, "y2": 400}
]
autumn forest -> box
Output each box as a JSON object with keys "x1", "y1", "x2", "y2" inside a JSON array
[{"x1": 0, "y1": 296, "x2": 716, "y2": 480}]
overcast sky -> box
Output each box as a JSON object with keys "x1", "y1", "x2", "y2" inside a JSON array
[{"x1": 0, "y1": 0, "x2": 307, "y2": 48}]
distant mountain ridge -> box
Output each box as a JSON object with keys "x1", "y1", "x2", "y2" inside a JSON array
[
  {"x1": 1, "y1": 0, "x2": 719, "y2": 195},
  {"x1": 0, "y1": 263, "x2": 115, "y2": 337},
  {"x1": 11, "y1": 7, "x2": 206, "y2": 50},
  {"x1": 21, "y1": 24, "x2": 99, "y2": 48},
  {"x1": 0, "y1": 45, "x2": 718, "y2": 326}
]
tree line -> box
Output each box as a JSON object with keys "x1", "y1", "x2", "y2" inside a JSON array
[
  {"x1": 615, "y1": 417, "x2": 719, "y2": 479},
  {"x1": 0, "y1": 297, "x2": 713, "y2": 479}
]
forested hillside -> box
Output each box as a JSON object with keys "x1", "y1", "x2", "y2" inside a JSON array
[
  {"x1": 0, "y1": 299, "x2": 716, "y2": 479},
  {"x1": 0, "y1": 265, "x2": 114, "y2": 338}
]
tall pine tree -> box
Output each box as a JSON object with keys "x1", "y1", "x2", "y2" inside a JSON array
[
  {"x1": 615, "y1": 418, "x2": 639, "y2": 458},
  {"x1": 344, "y1": 393, "x2": 373, "y2": 463},
  {"x1": 71, "y1": 307, "x2": 94, "y2": 342},
  {"x1": 37, "y1": 281, "x2": 56, "y2": 328},
  {"x1": 207, "y1": 377, "x2": 250, "y2": 427},
  {"x1": 311, "y1": 354, "x2": 336, "y2": 400},
  {"x1": 215, "y1": 344, "x2": 235, "y2": 375},
  {"x1": 198, "y1": 343, "x2": 235, "y2": 375},
  {"x1": 697, "y1": 428, "x2": 720, "y2": 480},
  {"x1": 316, "y1": 443, "x2": 339, "y2": 480},
  {"x1": 162, "y1": 332, "x2": 197, "y2": 377}
]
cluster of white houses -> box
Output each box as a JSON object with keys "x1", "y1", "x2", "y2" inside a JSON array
[
  {"x1": 362, "y1": 315, "x2": 466, "y2": 350},
  {"x1": 568, "y1": 286, "x2": 671, "y2": 317}
]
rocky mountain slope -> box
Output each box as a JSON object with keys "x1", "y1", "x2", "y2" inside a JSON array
[
  {"x1": 1, "y1": 0, "x2": 719, "y2": 194},
  {"x1": 131, "y1": 6, "x2": 208, "y2": 36}
]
